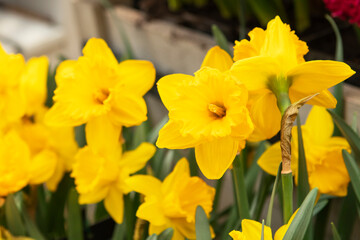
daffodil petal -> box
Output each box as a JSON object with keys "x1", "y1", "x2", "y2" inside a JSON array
[
  {"x1": 46, "y1": 158, "x2": 66, "y2": 192},
  {"x1": 230, "y1": 56, "x2": 280, "y2": 91},
  {"x1": 241, "y1": 219, "x2": 273, "y2": 240},
  {"x1": 78, "y1": 185, "x2": 110, "y2": 204},
  {"x1": 104, "y1": 187, "x2": 124, "y2": 223},
  {"x1": 249, "y1": 91, "x2": 281, "y2": 140},
  {"x1": 303, "y1": 106, "x2": 334, "y2": 144},
  {"x1": 85, "y1": 115, "x2": 122, "y2": 155},
  {"x1": 126, "y1": 175, "x2": 162, "y2": 197},
  {"x1": 201, "y1": 46, "x2": 233, "y2": 72},
  {"x1": 274, "y1": 209, "x2": 299, "y2": 240},
  {"x1": 156, "y1": 120, "x2": 202, "y2": 149},
  {"x1": 136, "y1": 198, "x2": 167, "y2": 226},
  {"x1": 29, "y1": 149, "x2": 57, "y2": 185},
  {"x1": 118, "y1": 60, "x2": 155, "y2": 96},
  {"x1": 289, "y1": 89, "x2": 337, "y2": 109},
  {"x1": 162, "y1": 158, "x2": 190, "y2": 193},
  {"x1": 108, "y1": 87, "x2": 147, "y2": 127},
  {"x1": 257, "y1": 142, "x2": 282, "y2": 176},
  {"x1": 120, "y1": 142, "x2": 156, "y2": 175},
  {"x1": 233, "y1": 27, "x2": 265, "y2": 61},
  {"x1": 20, "y1": 56, "x2": 49, "y2": 115},
  {"x1": 82, "y1": 38, "x2": 118, "y2": 67},
  {"x1": 157, "y1": 74, "x2": 195, "y2": 110},
  {"x1": 288, "y1": 60, "x2": 355, "y2": 94},
  {"x1": 195, "y1": 137, "x2": 239, "y2": 179}
]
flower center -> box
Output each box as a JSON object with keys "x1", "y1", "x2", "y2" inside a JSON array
[
  {"x1": 208, "y1": 103, "x2": 226, "y2": 118},
  {"x1": 94, "y1": 88, "x2": 110, "y2": 105}
]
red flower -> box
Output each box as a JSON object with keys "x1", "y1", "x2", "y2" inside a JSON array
[{"x1": 324, "y1": 0, "x2": 360, "y2": 26}]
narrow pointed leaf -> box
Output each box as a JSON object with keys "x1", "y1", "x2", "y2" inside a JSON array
[
  {"x1": 196, "y1": 206, "x2": 212, "y2": 240},
  {"x1": 297, "y1": 116, "x2": 310, "y2": 206},
  {"x1": 211, "y1": 25, "x2": 231, "y2": 55},
  {"x1": 158, "y1": 228, "x2": 174, "y2": 240},
  {"x1": 23, "y1": 210, "x2": 46, "y2": 240},
  {"x1": 312, "y1": 199, "x2": 328, "y2": 216},
  {"x1": 328, "y1": 110, "x2": 360, "y2": 158},
  {"x1": 283, "y1": 188, "x2": 318, "y2": 240},
  {"x1": 266, "y1": 163, "x2": 282, "y2": 227},
  {"x1": 5, "y1": 194, "x2": 26, "y2": 236},
  {"x1": 67, "y1": 188, "x2": 84, "y2": 240},
  {"x1": 146, "y1": 234, "x2": 158, "y2": 240},
  {"x1": 147, "y1": 116, "x2": 168, "y2": 144},
  {"x1": 111, "y1": 224, "x2": 125, "y2": 240},
  {"x1": 261, "y1": 220, "x2": 265, "y2": 240},
  {"x1": 342, "y1": 150, "x2": 360, "y2": 204},
  {"x1": 232, "y1": 154, "x2": 250, "y2": 220},
  {"x1": 331, "y1": 222, "x2": 342, "y2": 240}
]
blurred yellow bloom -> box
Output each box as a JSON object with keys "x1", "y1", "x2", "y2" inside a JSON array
[
  {"x1": 0, "y1": 130, "x2": 30, "y2": 196},
  {"x1": 72, "y1": 122, "x2": 155, "y2": 223},
  {"x1": 45, "y1": 38, "x2": 155, "y2": 139},
  {"x1": 0, "y1": 44, "x2": 26, "y2": 127},
  {"x1": 0, "y1": 227, "x2": 33, "y2": 240},
  {"x1": 229, "y1": 210, "x2": 297, "y2": 240},
  {"x1": 258, "y1": 106, "x2": 350, "y2": 196},
  {"x1": 157, "y1": 47, "x2": 253, "y2": 179},
  {"x1": 17, "y1": 108, "x2": 78, "y2": 191},
  {"x1": 7, "y1": 55, "x2": 79, "y2": 191},
  {"x1": 127, "y1": 158, "x2": 215, "y2": 240},
  {"x1": 231, "y1": 16, "x2": 355, "y2": 141}
]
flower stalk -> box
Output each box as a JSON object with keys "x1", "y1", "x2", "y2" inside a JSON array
[
  {"x1": 279, "y1": 94, "x2": 318, "y2": 223},
  {"x1": 231, "y1": 153, "x2": 250, "y2": 220}
]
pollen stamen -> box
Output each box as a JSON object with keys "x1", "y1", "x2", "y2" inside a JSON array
[
  {"x1": 208, "y1": 103, "x2": 226, "y2": 118},
  {"x1": 94, "y1": 88, "x2": 110, "y2": 104}
]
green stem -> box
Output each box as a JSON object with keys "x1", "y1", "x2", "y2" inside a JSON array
[
  {"x1": 231, "y1": 154, "x2": 250, "y2": 220},
  {"x1": 276, "y1": 92, "x2": 291, "y2": 116},
  {"x1": 281, "y1": 173, "x2": 293, "y2": 224}
]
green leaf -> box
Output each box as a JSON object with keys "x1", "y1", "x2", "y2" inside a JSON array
[
  {"x1": 297, "y1": 116, "x2": 310, "y2": 206},
  {"x1": 250, "y1": 172, "x2": 273, "y2": 220},
  {"x1": 342, "y1": 150, "x2": 360, "y2": 204},
  {"x1": 4, "y1": 194, "x2": 26, "y2": 236},
  {"x1": 266, "y1": 163, "x2": 282, "y2": 227},
  {"x1": 112, "y1": 224, "x2": 125, "y2": 240},
  {"x1": 159, "y1": 150, "x2": 176, "y2": 180},
  {"x1": 328, "y1": 110, "x2": 360, "y2": 158},
  {"x1": 146, "y1": 234, "x2": 158, "y2": 240},
  {"x1": 132, "y1": 121, "x2": 149, "y2": 149},
  {"x1": 195, "y1": 206, "x2": 212, "y2": 240},
  {"x1": 158, "y1": 228, "x2": 174, "y2": 240},
  {"x1": 312, "y1": 199, "x2": 328, "y2": 216},
  {"x1": 337, "y1": 186, "x2": 357, "y2": 239},
  {"x1": 67, "y1": 188, "x2": 84, "y2": 240},
  {"x1": 46, "y1": 173, "x2": 73, "y2": 238},
  {"x1": 283, "y1": 188, "x2": 318, "y2": 240},
  {"x1": 282, "y1": 172, "x2": 293, "y2": 224},
  {"x1": 23, "y1": 210, "x2": 46, "y2": 240},
  {"x1": 231, "y1": 154, "x2": 250, "y2": 220},
  {"x1": 325, "y1": 15, "x2": 344, "y2": 62},
  {"x1": 211, "y1": 25, "x2": 231, "y2": 55},
  {"x1": 245, "y1": 0, "x2": 278, "y2": 26},
  {"x1": 219, "y1": 206, "x2": 237, "y2": 240},
  {"x1": 294, "y1": 0, "x2": 310, "y2": 32},
  {"x1": 331, "y1": 222, "x2": 342, "y2": 240},
  {"x1": 261, "y1": 220, "x2": 265, "y2": 240},
  {"x1": 147, "y1": 116, "x2": 168, "y2": 144}
]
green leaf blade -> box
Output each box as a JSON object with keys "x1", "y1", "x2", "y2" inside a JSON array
[{"x1": 195, "y1": 206, "x2": 212, "y2": 240}]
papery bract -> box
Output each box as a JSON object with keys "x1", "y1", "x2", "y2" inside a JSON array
[
  {"x1": 127, "y1": 158, "x2": 215, "y2": 240},
  {"x1": 258, "y1": 106, "x2": 350, "y2": 196}
]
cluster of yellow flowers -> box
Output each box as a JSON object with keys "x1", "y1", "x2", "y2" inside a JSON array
[
  {"x1": 0, "y1": 44, "x2": 78, "y2": 196},
  {"x1": 157, "y1": 16, "x2": 354, "y2": 196},
  {"x1": 0, "y1": 15, "x2": 356, "y2": 239}
]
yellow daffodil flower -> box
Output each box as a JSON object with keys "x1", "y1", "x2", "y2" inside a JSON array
[
  {"x1": 18, "y1": 108, "x2": 78, "y2": 191},
  {"x1": 0, "y1": 44, "x2": 26, "y2": 127},
  {"x1": 229, "y1": 210, "x2": 297, "y2": 240},
  {"x1": 45, "y1": 38, "x2": 155, "y2": 139},
  {"x1": 71, "y1": 121, "x2": 156, "y2": 223},
  {"x1": 231, "y1": 16, "x2": 355, "y2": 141},
  {"x1": 9, "y1": 55, "x2": 79, "y2": 191},
  {"x1": 156, "y1": 47, "x2": 253, "y2": 179},
  {"x1": 0, "y1": 130, "x2": 30, "y2": 196},
  {"x1": 126, "y1": 158, "x2": 215, "y2": 240},
  {"x1": 258, "y1": 106, "x2": 350, "y2": 196}
]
